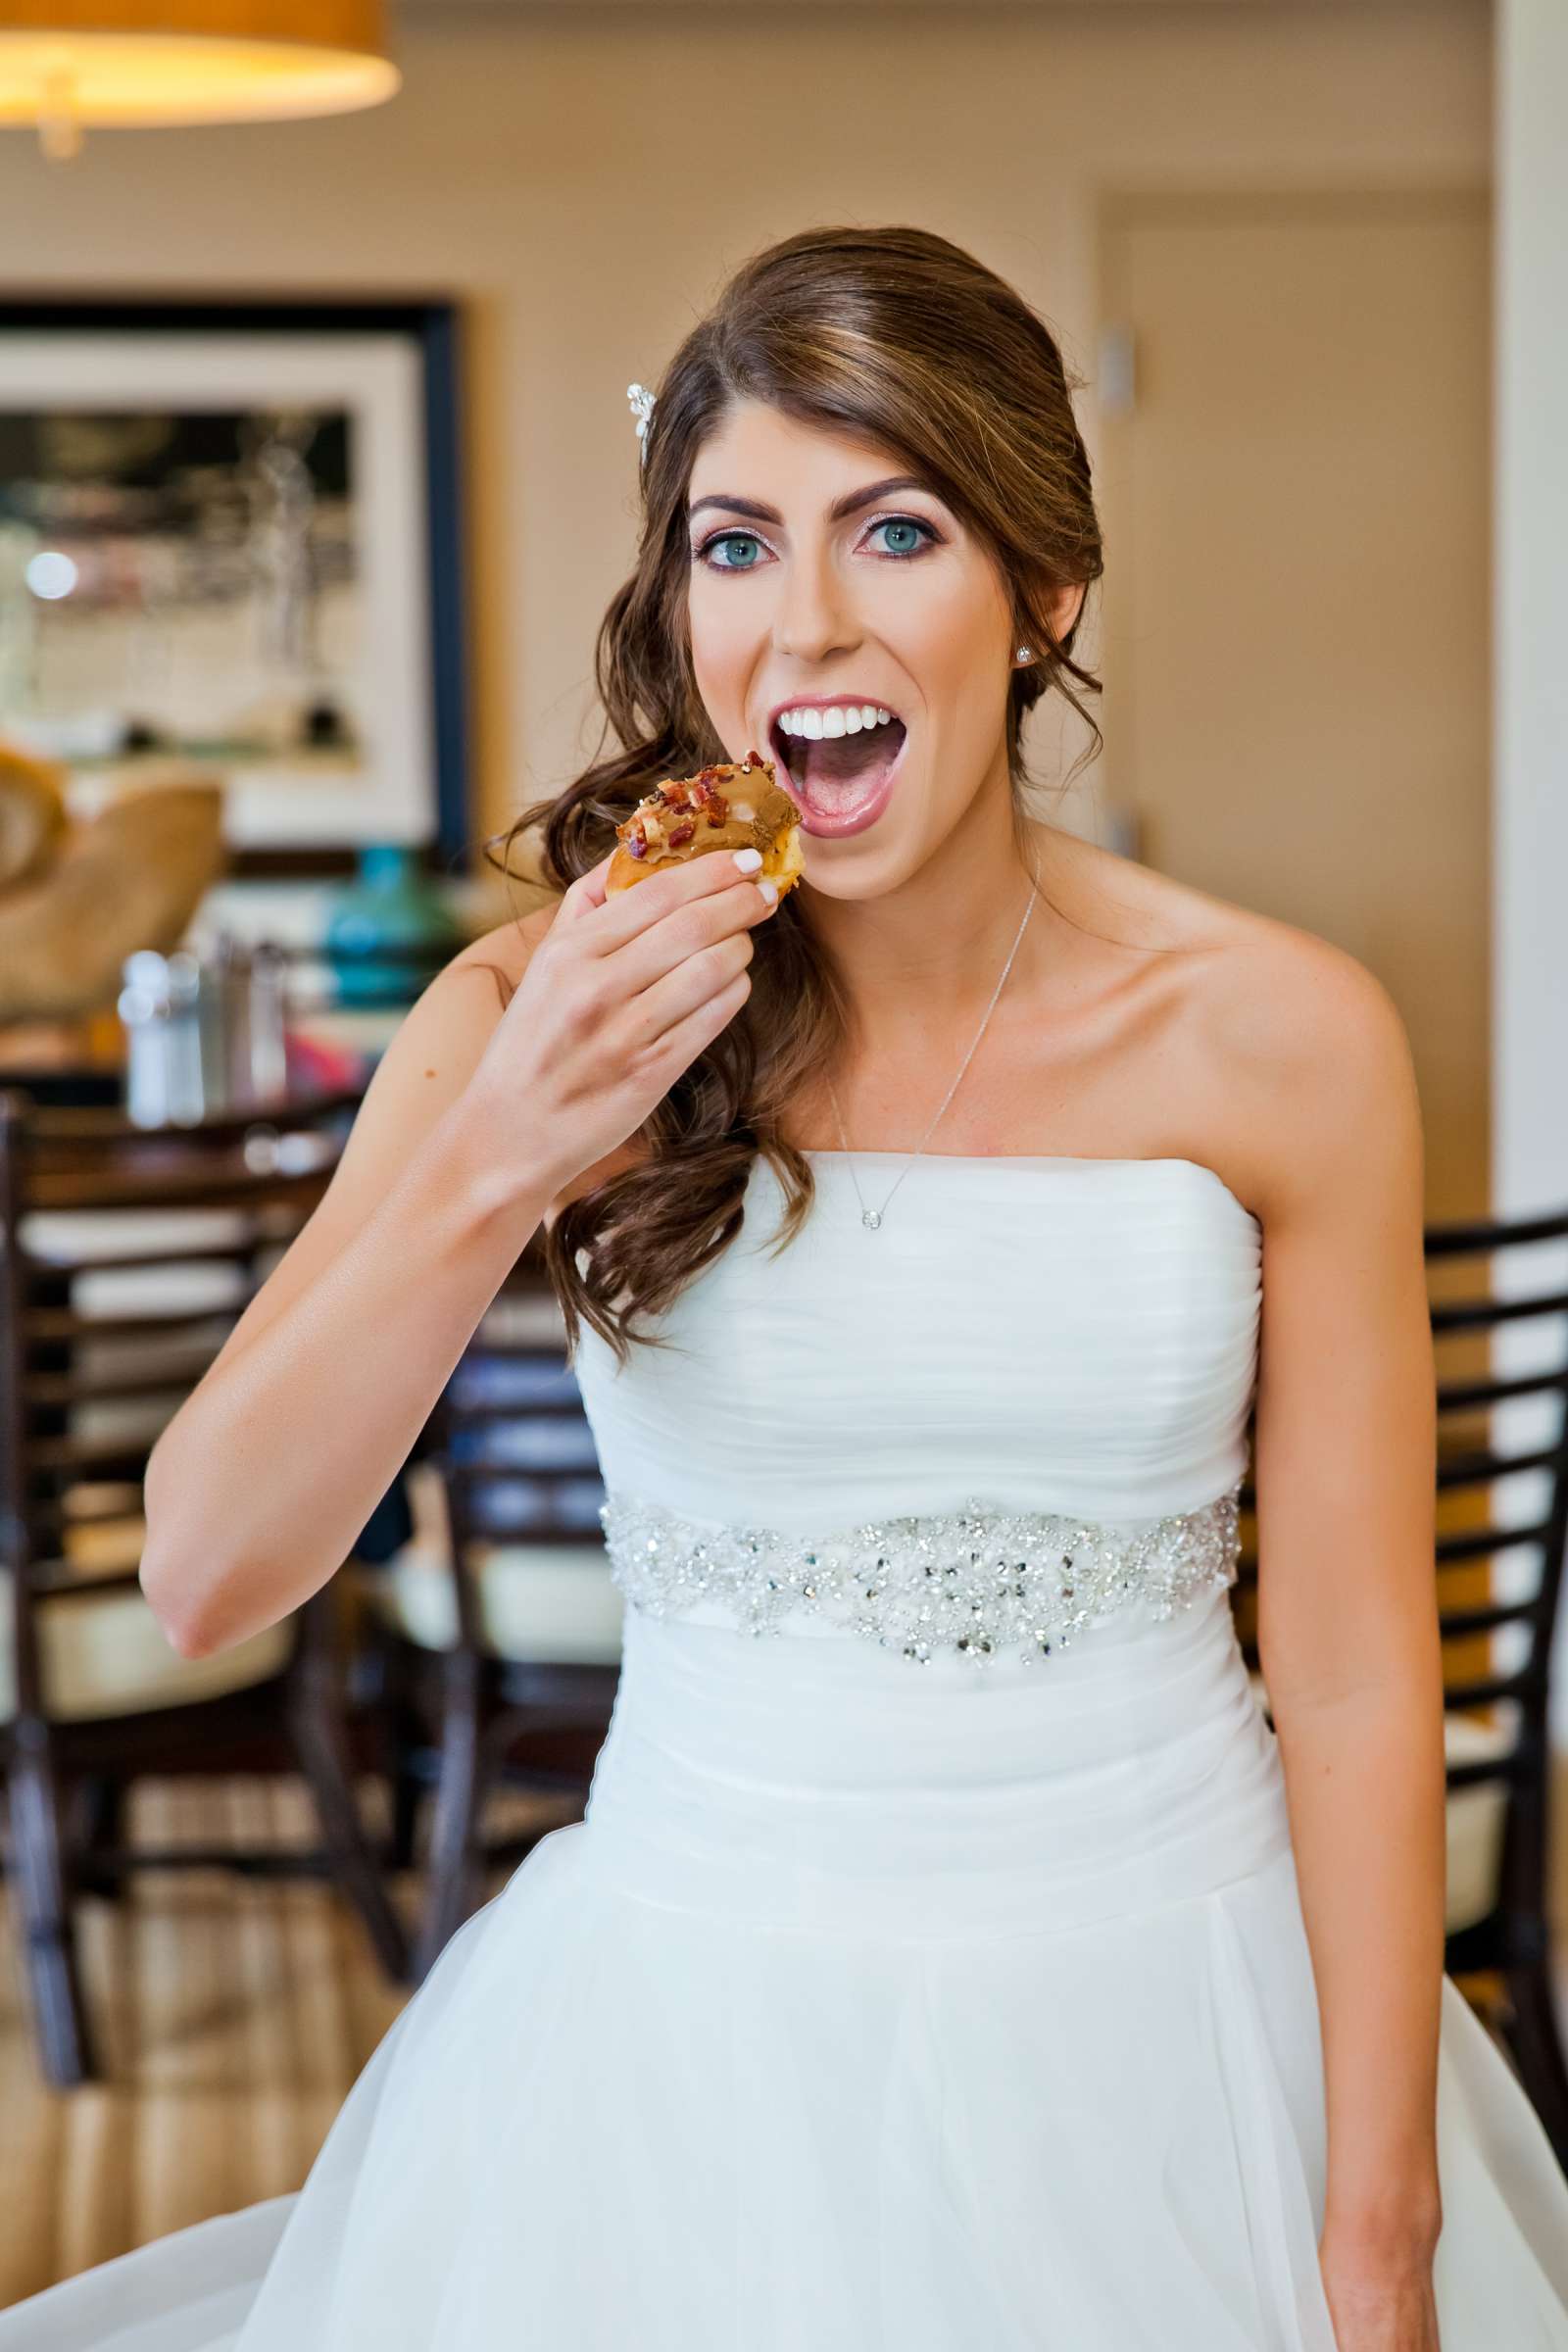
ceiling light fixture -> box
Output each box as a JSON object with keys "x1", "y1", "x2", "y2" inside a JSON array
[{"x1": 0, "y1": 1, "x2": 400, "y2": 162}]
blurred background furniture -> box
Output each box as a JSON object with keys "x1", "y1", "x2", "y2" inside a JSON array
[
  {"x1": 354, "y1": 1250, "x2": 621, "y2": 1984},
  {"x1": 0, "y1": 1083, "x2": 410, "y2": 2086},
  {"x1": 1237, "y1": 1200, "x2": 1568, "y2": 2167}
]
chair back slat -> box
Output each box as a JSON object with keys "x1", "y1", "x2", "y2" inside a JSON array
[
  {"x1": 22, "y1": 1305, "x2": 254, "y2": 1344},
  {"x1": 1443, "y1": 1670, "x2": 1547, "y2": 1713},
  {"x1": 25, "y1": 1565, "x2": 147, "y2": 1603},
  {"x1": 1438, "y1": 1368, "x2": 1568, "y2": 1414},
  {"x1": 1446, "y1": 1753, "x2": 1533, "y2": 1793},
  {"x1": 1437, "y1": 1441, "x2": 1566, "y2": 1488},
  {"x1": 26, "y1": 1356, "x2": 221, "y2": 1406},
  {"x1": 1425, "y1": 1205, "x2": 1568, "y2": 1257},
  {"x1": 1438, "y1": 1516, "x2": 1559, "y2": 1565},
  {"x1": 1432, "y1": 1289, "x2": 1568, "y2": 1334},
  {"x1": 1438, "y1": 1595, "x2": 1550, "y2": 1641}
]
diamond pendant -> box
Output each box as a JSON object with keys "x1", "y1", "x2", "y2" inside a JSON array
[{"x1": 861, "y1": 1208, "x2": 883, "y2": 1230}]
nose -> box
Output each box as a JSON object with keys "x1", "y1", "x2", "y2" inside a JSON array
[{"x1": 772, "y1": 538, "x2": 858, "y2": 666}]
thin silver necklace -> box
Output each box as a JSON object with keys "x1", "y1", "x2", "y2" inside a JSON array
[{"x1": 823, "y1": 868, "x2": 1038, "y2": 1231}]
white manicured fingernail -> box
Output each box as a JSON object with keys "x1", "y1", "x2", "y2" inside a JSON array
[
  {"x1": 758, "y1": 877, "x2": 779, "y2": 905},
  {"x1": 733, "y1": 847, "x2": 763, "y2": 873}
]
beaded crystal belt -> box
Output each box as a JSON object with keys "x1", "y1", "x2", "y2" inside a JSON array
[{"x1": 599, "y1": 1482, "x2": 1245, "y2": 1667}]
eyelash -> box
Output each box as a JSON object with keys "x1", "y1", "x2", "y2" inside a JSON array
[{"x1": 692, "y1": 514, "x2": 942, "y2": 573}]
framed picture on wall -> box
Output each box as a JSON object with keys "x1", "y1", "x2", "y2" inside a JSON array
[{"x1": 0, "y1": 297, "x2": 470, "y2": 876}]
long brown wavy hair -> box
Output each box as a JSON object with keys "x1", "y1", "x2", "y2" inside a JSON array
[{"x1": 483, "y1": 223, "x2": 1105, "y2": 1364}]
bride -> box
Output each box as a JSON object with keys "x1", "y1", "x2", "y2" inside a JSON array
[{"x1": 8, "y1": 223, "x2": 1568, "y2": 2352}]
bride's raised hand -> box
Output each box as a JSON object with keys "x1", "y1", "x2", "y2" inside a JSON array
[{"x1": 466, "y1": 843, "x2": 778, "y2": 1202}]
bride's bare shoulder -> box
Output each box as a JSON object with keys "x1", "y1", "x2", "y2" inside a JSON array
[
  {"x1": 1048, "y1": 829, "x2": 1419, "y2": 1217},
  {"x1": 1152, "y1": 858, "x2": 1402, "y2": 1073}
]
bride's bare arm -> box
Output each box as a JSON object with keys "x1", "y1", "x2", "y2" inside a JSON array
[
  {"x1": 1240, "y1": 935, "x2": 1445, "y2": 2275},
  {"x1": 139, "y1": 844, "x2": 776, "y2": 1658}
]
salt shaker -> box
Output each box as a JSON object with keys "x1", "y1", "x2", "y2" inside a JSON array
[{"x1": 119, "y1": 948, "x2": 206, "y2": 1127}]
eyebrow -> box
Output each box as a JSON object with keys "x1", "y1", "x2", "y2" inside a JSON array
[{"x1": 686, "y1": 474, "x2": 938, "y2": 528}]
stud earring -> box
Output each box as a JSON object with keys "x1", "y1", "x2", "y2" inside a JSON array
[{"x1": 1015, "y1": 646, "x2": 1033, "y2": 664}]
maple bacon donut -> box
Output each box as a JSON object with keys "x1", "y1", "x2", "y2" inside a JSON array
[{"x1": 605, "y1": 751, "x2": 804, "y2": 899}]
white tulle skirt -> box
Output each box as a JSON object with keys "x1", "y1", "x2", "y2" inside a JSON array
[{"x1": 7, "y1": 1585, "x2": 1568, "y2": 2351}]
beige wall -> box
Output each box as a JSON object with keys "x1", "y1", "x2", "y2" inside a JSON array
[{"x1": 0, "y1": 1, "x2": 1489, "y2": 859}]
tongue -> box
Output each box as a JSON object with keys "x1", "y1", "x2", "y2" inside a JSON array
[{"x1": 790, "y1": 721, "x2": 904, "y2": 812}]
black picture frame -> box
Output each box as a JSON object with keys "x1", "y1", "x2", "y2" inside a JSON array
[{"x1": 0, "y1": 294, "x2": 472, "y2": 879}]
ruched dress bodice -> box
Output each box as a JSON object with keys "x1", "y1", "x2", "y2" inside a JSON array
[
  {"x1": 573, "y1": 1151, "x2": 1262, "y2": 1529},
  {"x1": 574, "y1": 1152, "x2": 1263, "y2": 1664}
]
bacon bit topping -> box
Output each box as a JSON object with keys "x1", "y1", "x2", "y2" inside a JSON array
[
  {"x1": 667, "y1": 820, "x2": 696, "y2": 847},
  {"x1": 686, "y1": 777, "x2": 731, "y2": 825}
]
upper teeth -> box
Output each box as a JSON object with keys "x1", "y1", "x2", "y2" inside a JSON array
[{"x1": 777, "y1": 703, "x2": 896, "y2": 740}]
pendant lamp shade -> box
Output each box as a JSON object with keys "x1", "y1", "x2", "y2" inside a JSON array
[{"x1": 0, "y1": 1, "x2": 400, "y2": 155}]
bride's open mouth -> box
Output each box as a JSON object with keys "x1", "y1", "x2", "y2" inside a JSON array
[{"x1": 768, "y1": 703, "x2": 907, "y2": 839}]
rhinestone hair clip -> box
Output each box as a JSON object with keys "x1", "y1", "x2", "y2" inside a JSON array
[{"x1": 626, "y1": 381, "x2": 656, "y2": 466}]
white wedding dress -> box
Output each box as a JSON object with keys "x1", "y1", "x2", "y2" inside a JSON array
[{"x1": 7, "y1": 1151, "x2": 1568, "y2": 2349}]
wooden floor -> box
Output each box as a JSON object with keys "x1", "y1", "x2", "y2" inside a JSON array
[
  {"x1": 3, "y1": 1773, "x2": 1566, "y2": 2314},
  {"x1": 0, "y1": 1772, "x2": 574, "y2": 2310}
]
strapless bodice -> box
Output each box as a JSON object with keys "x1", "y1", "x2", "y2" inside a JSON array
[
  {"x1": 573, "y1": 1151, "x2": 1262, "y2": 1528},
  {"x1": 572, "y1": 1152, "x2": 1262, "y2": 1664}
]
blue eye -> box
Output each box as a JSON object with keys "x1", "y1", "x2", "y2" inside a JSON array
[
  {"x1": 700, "y1": 531, "x2": 763, "y2": 571},
  {"x1": 868, "y1": 515, "x2": 936, "y2": 559},
  {"x1": 693, "y1": 513, "x2": 939, "y2": 572}
]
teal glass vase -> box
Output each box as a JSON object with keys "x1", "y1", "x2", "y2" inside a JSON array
[{"x1": 322, "y1": 843, "x2": 464, "y2": 1009}]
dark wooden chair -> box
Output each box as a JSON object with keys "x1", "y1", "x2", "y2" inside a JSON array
[
  {"x1": 1235, "y1": 1200, "x2": 1568, "y2": 2165},
  {"x1": 1425, "y1": 1200, "x2": 1568, "y2": 2162},
  {"x1": 354, "y1": 1245, "x2": 620, "y2": 1983},
  {"x1": 0, "y1": 1086, "x2": 410, "y2": 2086}
]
